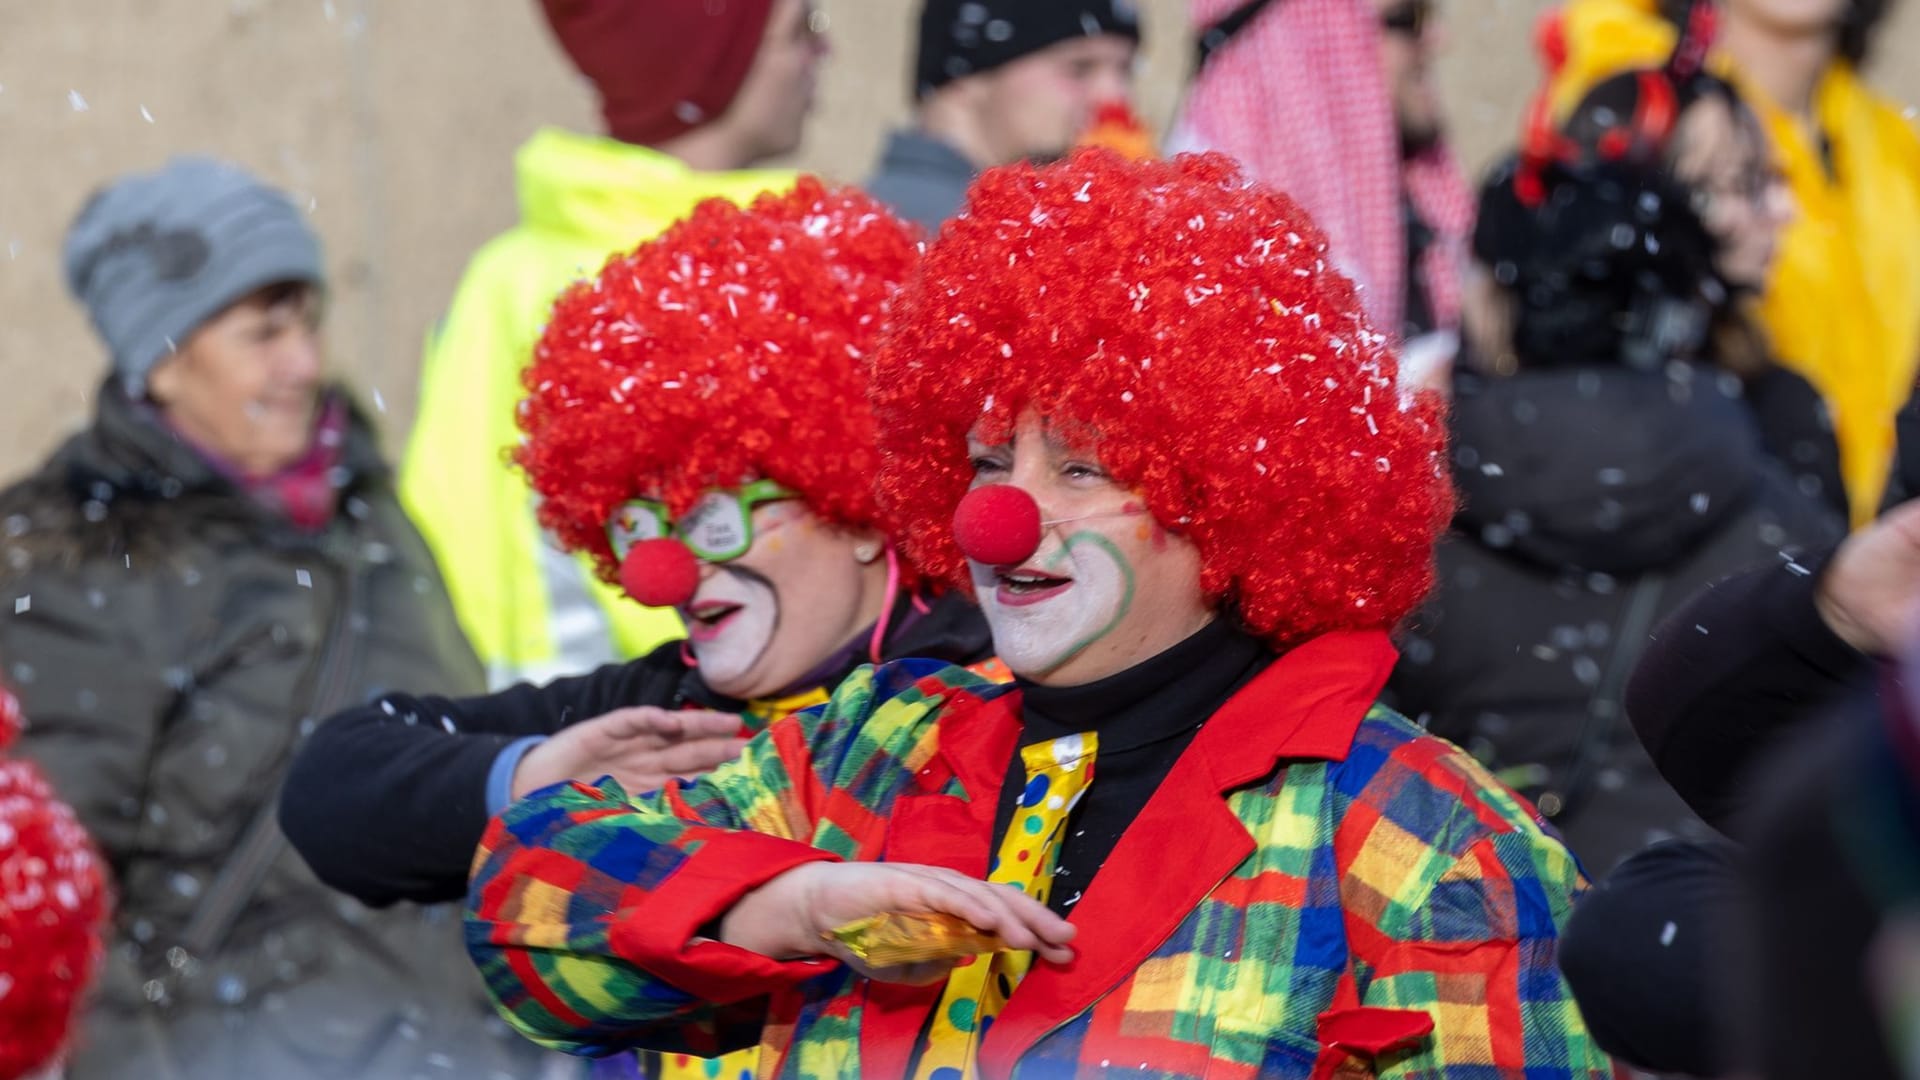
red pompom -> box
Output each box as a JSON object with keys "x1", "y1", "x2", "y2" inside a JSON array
[
  {"x1": 0, "y1": 690, "x2": 109, "y2": 1080},
  {"x1": 620, "y1": 539, "x2": 701, "y2": 609},
  {"x1": 952, "y1": 485, "x2": 1042, "y2": 567}
]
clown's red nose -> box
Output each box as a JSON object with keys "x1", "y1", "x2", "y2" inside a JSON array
[
  {"x1": 953, "y1": 484, "x2": 1042, "y2": 566},
  {"x1": 620, "y1": 538, "x2": 700, "y2": 608}
]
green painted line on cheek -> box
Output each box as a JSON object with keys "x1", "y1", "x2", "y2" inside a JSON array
[{"x1": 1044, "y1": 532, "x2": 1137, "y2": 665}]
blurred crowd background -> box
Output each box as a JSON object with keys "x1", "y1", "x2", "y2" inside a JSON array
[
  {"x1": 7, "y1": 1, "x2": 1920, "y2": 1076},
  {"x1": 0, "y1": 0, "x2": 1910, "y2": 476}
]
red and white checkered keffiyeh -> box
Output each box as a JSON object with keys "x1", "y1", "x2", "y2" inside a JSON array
[
  {"x1": 1406, "y1": 144, "x2": 1474, "y2": 332},
  {"x1": 1172, "y1": 0, "x2": 1473, "y2": 339}
]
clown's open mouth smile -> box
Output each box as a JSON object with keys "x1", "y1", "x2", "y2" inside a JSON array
[
  {"x1": 995, "y1": 567, "x2": 1074, "y2": 607},
  {"x1": 686, "y1": 600, "x2": 746, "y2": 640}
]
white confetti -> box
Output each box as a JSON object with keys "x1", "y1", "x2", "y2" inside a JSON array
[
  {"x1": 140, "y1": 104, "x2": 154, "y2": 123},
  {"x1": 295, "y1": 569, "x2": 312, "y2": 588},
  {"x1": 11, "y1": 596, "x2": 25, "y2": 615},
  {"x1": 1659, "y1": 921, "x2": 1678, "y2": 947},
  {"x1": 68, "y1": 89, "x2": 88, "y2": 112}
]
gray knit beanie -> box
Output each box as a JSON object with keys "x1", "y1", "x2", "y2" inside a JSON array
[{"x1": 62, "y1": 157, "x2": 324, "y2": 395}]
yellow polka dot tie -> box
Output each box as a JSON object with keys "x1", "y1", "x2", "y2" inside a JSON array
[
  {"x1": 912, "y1": 731, "x2": 1099, "y2": 1080},
  {"x1": 741, "y1": 686, "x2": 833, "y2": 731}
]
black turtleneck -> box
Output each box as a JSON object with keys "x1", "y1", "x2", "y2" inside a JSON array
[{"x1": 995, "y1": 619, "x2": 1275, "y2": 918}]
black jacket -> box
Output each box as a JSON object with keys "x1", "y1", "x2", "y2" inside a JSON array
[
  {"x1": 1561, "y1": 399, "x2": 1920, "y2": 1075},
  {"x1": 1626, "y1": 547, "x2": 1876, "y2": 827},
  {"x1": 282, "y1": 591, "x2": 991, "y2": 906},
  {"x1": 1387, "y1": 365, "x2": 1844, "y2": 871},
  {"x1": 1563, "y1": 552, "x2": 1899, "y2": 1078}
]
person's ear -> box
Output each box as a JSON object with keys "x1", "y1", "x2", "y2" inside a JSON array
[
  {"x1": 850, "y1": 527, "x2": 888, "y2": 565},
  {"x1": 145, "y1": 349, "x2": 187, "y2": 406}
]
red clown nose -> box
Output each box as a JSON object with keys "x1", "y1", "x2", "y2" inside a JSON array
[
  {"x1": 952, "y1": 484, "x2": 1043, "y2": 566},
  {"x1": 620, "y1": 538, "x2": 701, "y2": 608}
]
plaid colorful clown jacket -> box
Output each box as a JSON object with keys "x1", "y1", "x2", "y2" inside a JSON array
[{"x1": 467, "y1": 631, "x2": 1612, "y2": 1079}]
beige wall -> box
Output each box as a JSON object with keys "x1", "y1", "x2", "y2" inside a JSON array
[{"x1": 2, "y1": 0, "x2": 1916, "y2": 482}]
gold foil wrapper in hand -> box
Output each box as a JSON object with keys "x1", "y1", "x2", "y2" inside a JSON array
[{"x1": 824, "y1": 912, "x2": 1003, "y2": 966}]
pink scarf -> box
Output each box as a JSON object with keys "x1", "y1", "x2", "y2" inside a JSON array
[
  {"x1": 166, "y1": 395, "x2": 350, "y2": 532},
  {"x1": 249, "y1": 396, "x2": 350, "y2": 532}
]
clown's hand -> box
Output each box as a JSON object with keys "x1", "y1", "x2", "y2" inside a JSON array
[
  {"x1": 509, "y1": 706, "x2": 748, "y2": 801},
  {"x1": 717, "y1": 862, "x2": 1076, "y2": 984}
]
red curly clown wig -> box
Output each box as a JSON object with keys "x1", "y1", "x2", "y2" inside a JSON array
[
  {"x1": 0, "y1": 688, "x2": 109, "y2": 1080},
  {"x1": 872, "y1": 150, "x2": 1454, "y2": 648},
  {"x1": 515, "y1": 178, "x2": 922, "y2": 587}
]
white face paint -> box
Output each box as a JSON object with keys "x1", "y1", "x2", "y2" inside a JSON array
[
  {"x1": 681, "y1": 567, "x2": 778, "y2": 692},
  {"x1": 966, "y1": 412, "x2": 1215, "y2": 687},
  {"x1": 970, "y1": 530, "x2": 1135, "y2": 680}
]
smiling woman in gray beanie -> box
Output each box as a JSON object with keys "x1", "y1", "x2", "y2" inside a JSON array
[{"x1": 0, "y1": 157, "x2": 522, "y2": 1078}]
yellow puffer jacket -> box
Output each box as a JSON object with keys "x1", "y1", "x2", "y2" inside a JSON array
[
  {"x1": 401, "y1": 129, "x2": 792, "y2": 685},
  {"x1": 1543, "y1": 0, "x2": 1920, "y2": 524}
]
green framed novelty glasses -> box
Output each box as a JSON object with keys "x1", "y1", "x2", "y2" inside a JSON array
[{"x1": 607, "y1": 479, "x2": 798, "y2": 563}]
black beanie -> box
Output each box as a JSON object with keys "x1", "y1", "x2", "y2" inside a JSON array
[{"x1": 916, "y1": 0, "x2": 1142, "y2": 99}]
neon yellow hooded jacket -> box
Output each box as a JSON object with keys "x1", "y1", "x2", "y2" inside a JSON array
[
  {"x1": 400, "y1": 128, "x2": 792, "y2": 685},
  {"x1": 1544, "y1": 0, "x2": 1920, "y2": 523}
]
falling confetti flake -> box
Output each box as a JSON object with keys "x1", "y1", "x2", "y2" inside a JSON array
[
  {"x1": 11, "y1": 596, "x2": 26, "y2": 615},
  {"x1": 140, "y1": 104, "x2": 154, "y2": 123},
  {"x1": 68, "y1": 89, "x2": 89, "y2": 112}
]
